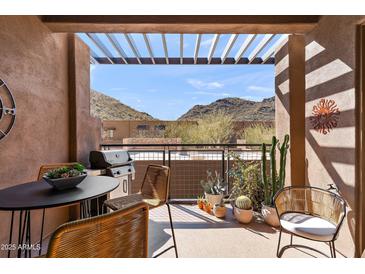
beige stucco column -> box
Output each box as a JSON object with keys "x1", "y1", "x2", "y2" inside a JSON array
[{"x1": 275, "y1": 34, "x2": 306, "y2": 186}]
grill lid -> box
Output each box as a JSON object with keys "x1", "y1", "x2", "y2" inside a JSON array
[{"x1": 89, "y1": 150, "x2": 133, "y2": 169}]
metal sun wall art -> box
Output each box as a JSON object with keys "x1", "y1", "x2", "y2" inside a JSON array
[
  {"x1": 310, "y1": 98, "x2": 340, "y2": 135},
  {"x1": 0, "y1": 78, "x2": 16, "y2": 141}
]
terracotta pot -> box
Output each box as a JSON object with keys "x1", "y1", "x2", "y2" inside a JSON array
[
  {"x1": 205, "y1": 193, "x2": 223, "y2": 206},
  {"x1": 213, "y1": 204, "x2": 227, "y2": 218},
  {"x1": 197, "y1": 200, "x2": 204, "y2": 210},
  {"x1": 203, "y1": 203, "x2": 212, "y2": 214},
  {"x1": 261, "y1": 203, "x2": 280, "y2": 227},
  {"x1": 234, "y1": 206, "x2": 253, "y2": 224}
]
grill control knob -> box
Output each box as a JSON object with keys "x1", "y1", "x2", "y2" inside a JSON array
[
  {"x1": 128, "y1": 168, "x2": 131, "y2": 172},
  {"x1": 116, "y1": 170, "x2": 120, "y2": 175}
]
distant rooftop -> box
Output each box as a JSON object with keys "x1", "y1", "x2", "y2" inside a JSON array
[{"x1": 78, "y1": 33, "x2": 287, "y2": 65}]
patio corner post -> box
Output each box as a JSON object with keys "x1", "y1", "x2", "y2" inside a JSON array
[{"x1": 275, "y1": 34, "x2": 306, "y2": 187}]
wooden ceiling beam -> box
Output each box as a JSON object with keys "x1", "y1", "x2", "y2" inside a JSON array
[{"x1": 42, "y1": 15, "x2": 320, "y2": 34}]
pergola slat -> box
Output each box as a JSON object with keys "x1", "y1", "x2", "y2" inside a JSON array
[
  {"x1": 86, "y1": 33, "x2": 114, "y2": 64},
  {"x1": 248, "y1": 34, "x2": 275, "y2": 64},
  {"x1": 90, "y1": 49, "x2": 98, "y2": 64},
  {"x1": 180, "y1": 34, "x2": 184, "y2": 64},
  {"x1": 94, "y1": 56, "x2": 270, "y2": 65},
  {"x1": 83, "y1": 32, "x2": 284, "y2": 65},
  {"x1": 207, "y1": 34, "x2": 220, "y2": 64},
  {"x1": 143, "y1": 33, "x2": 155, "y2": 64},
  {"x1": 234, "y1": 34, "x2": 256, "y2": 64},
  {"x1": 221, "y1": 34, "x2": 238, "y2": 64},
  {"x1": 194, "y1": 34, "x2": 202, "y2": 64},
  {"x1": 261, "y1": 34, "x2": 288, "y2": 63},
  {"x1": 105, "y1": 33, "x2": 127, "y2": 64},
  {"x1": 161, "y1": 34, "x2": 169, "y2": 64},
  {"x1": 124, "y1": 33, "x2": 142, "y2": 64}
]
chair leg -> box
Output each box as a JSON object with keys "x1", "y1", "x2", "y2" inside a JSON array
[
  {"x1": 167, "y1": 203, "x2": 178, "y2": 258},
  {"x1": 276, "y1": 229, "x2": 282, "y2": 257},
  {"x1": 331, "y1": 241, "x2": 337, "y2": 258},
  {"x1": 290, "y1": 234, "x2": 293, "y2": 245},
  {"x1": 329, "y1": 242, "x2": 333, "y2": 258}
]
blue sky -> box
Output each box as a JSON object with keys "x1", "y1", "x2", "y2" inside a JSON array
[{"x1": 84, "y1": 33, "x2": 277, "y2": 120}]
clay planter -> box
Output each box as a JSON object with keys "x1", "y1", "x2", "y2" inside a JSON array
[
  {"x1": 213, "y1": 204, "x2": 227, "y2": 218},
  {"x1": 261, "y1": 203, "x2": 280, "y2": 227},
  {"x1": 234, "y1": 206, "x2": 253, "y2": 224},
  {"x1": 203, "y1": 202, "x2": 212, "y2": 214},
  {"x1": 197, "y1": 200, "x2": 204, "y2": 210},
  {"x1": 205, "y1": 193, "x2": 223, "y2": 206}
]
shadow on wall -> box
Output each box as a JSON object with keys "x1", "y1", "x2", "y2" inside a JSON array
[{"x1": 275, "y1": 19, "x2": 358, "y2": 245}]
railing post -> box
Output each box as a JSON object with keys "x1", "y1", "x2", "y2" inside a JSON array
[
  {"x1": 163, "y1": 145, "x2": 166, "y2": 166},
  {"x1": 221, "y1": 148, "x2": 225, "y2": 189},
  {"x1": 168, "y1": 149, "x2": 171, "y2": 168},
  {"x1": 226, "y1": 146, "x2": 230, "y2": 193}
]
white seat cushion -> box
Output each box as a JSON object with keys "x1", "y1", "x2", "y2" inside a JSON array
[{"x1": 280, "y1": 212, "x2": 337, "y2": 241}]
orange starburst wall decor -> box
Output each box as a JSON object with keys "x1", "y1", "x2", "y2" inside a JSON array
[{"x1": 310, "y1": 99, "x2": 340, "y2": 135}]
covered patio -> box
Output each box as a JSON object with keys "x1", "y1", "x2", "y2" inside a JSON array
[{"x1": 0, "y1": 15, "x2": 365, "y2": 258}]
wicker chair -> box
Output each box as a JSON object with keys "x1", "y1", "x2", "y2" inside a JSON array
[
  {"x1": 46, "y1": 201, "x2": 149, "y2": 258},
  {"x1": 274, "y1": 186, "x2": 346, "y2": 258},
  {"x1": 36, "y1": 163, "x2": 79, "y2": 256},
  {"x1": 104, "y1": 164, "x2": 178, "y2": 258}
]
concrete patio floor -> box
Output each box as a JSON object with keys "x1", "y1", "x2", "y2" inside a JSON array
[{"x1": 149, "y1": 204, "x2": 351, "y2": 258}]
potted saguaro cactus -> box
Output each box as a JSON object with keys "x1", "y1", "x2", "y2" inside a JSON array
[
  {"x1": 261, "y1": 134, "x2": 289, "y2": 227},
  {"x1": 234, "y1": 195, "x2": 253, "y2": 224}
]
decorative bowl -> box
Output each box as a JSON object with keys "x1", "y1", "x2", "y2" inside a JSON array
[{"x1": 43, "y1": 174, "x2": 87, "y2": 190}]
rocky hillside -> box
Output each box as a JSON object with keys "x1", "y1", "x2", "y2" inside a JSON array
[
  {"x1": 178, "y1": 97, "x2": 275, "y2": 121},
  {"x1": 90, "y1": 90, "x2": 155, "y2": 120}
]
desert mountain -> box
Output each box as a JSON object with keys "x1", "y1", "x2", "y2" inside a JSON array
[
  {"x1": 178, "y1": 97, "x2": 275, "y2": 121},
  {"x1": 90, "y1": 90, "x2": 155, "y2": 120}
]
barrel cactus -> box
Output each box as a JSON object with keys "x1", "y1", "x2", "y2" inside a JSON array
[{"x1": 235, "y1": 195, "x2": 252, "y2": 210}]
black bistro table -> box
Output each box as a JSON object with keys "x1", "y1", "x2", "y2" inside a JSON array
[{"x1": 0, "y1": 176, "x2": 119, "y2": 258}]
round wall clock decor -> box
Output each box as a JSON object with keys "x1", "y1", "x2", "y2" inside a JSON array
[{"x1": 0, "y1": 78, "x2": 16, "y2": 141}]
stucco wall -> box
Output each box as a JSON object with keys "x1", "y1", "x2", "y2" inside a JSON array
[
  {"x1": 305, "y1": 16, "x2": 365, "y2": 256},
  {"x1": 0, "y1": 16, "x2": 100, "y2": 257},
  {"x1": 276, "y1": 16, "x2": 365, "y2": 257}
]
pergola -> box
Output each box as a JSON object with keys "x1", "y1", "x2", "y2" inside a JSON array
[{"x1": 79, "y1": 33, "x2": 288, "y2": 65}]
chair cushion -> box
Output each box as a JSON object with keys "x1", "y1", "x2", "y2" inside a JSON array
[
  {"x1": 280, "y1": 212, "x2": 337, "y2": 241},
  {"x1": 104, "y1": 193, "x2": 162, "y2": 211}
]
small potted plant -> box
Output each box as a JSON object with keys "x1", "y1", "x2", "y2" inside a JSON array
[
  {"x1": 213, "y1": 199, "x2": 227, "y2": 218},
  {"x1": 234, "y1": 195, "x2": 253, "y2": 224},
  {"x1": 197, "y1": 196, "x2": 205, "y2": 210},
  {"x1": 43, "y1": 163, "x2": 87, "y2": 190},
  {"x1": 261, "y1": 135, "x2": 289, "y2": 227},
  {"x1": 200, "y1": 170, "x2": 226, "y2": 206}
]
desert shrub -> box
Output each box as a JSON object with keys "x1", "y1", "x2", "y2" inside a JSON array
[
  {"x1": 227, "y1": 153, "x2": 264, "y2": 211},
  {"x1": 241, "y1": 124, "x2": 275, "y2": 144},
  {"x1": 165, "y1": 111, "x2": 235, "y2": 144}
]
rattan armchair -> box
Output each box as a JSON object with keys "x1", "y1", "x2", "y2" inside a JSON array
[
  {"x1": 46, "y1": 201, "x2": 149, "y2": 258},
  {"x1": 274, "y1": 186, "x2": 346, "y2": 258},
  {"x1": 104, "y1": 164, "x2": 178, "y2": 258},
  {"x1": 36, "y1": 163, "x2": 79, "y2": 256}
]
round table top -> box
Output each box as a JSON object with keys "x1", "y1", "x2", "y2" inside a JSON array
[{"x1": 0, "y1": 176, "x2": 119, "y2": 211}]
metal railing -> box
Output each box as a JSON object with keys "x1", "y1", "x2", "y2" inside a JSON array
[{"x1": 100, "y1": 143, "x2": 270, "y2": 199}]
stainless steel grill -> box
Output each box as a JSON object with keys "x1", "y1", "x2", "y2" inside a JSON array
[{"x1": 89, "y1": 150, "x2": 135, "y2": 199}]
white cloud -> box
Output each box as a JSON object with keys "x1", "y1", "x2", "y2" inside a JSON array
[
  {"x1": 201, "y1": 37, "x2": 213, "y2": 47},
  {"x1": 187, "y1": 79, "x2": 224, "y2": 90},
  {"x1": 247, "y1": 85, "x2": 274, "y2": 93}
]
